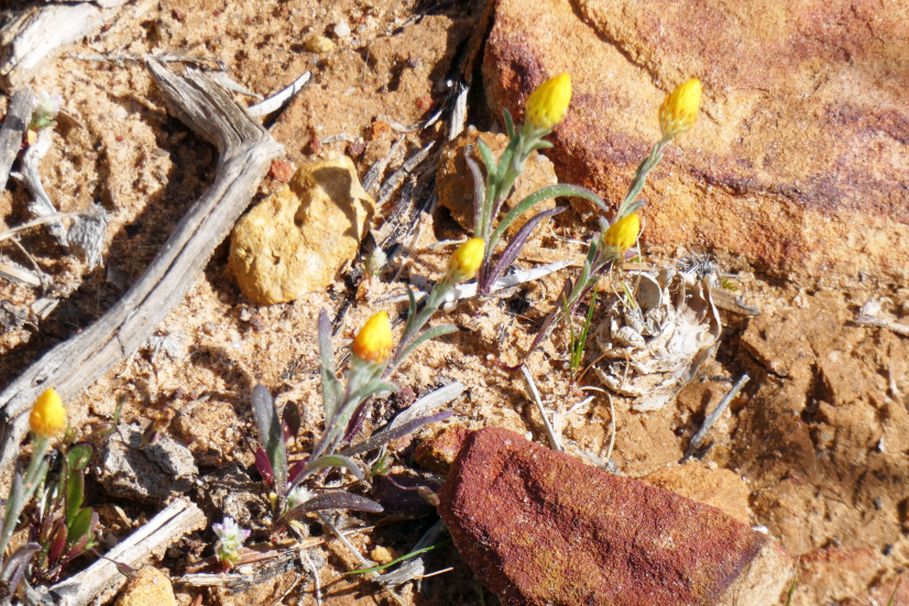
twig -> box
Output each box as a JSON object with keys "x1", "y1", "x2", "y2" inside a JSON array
[
  {"x1": 521, "y1": 365, "x2": 562, "y2": 451},
  {"x1": 0, "y1": 88, "x2": 35, "y2": 190},
  {"x1": 247, "y1": 71, "x2": 311, "y2": 118},
  {"x1": 41, "y1": 498, "x2": 206, "y2": 606},
  {"x1": 685, "y1": 374, "x2": 750, "y2": 459},
  {"x1": 0, "y1": 60, "x2": 283, "y2": 484},
  {"x1": 856, "y1": 299, "x2": 909, "y2": 337},
  {"x1": 14, "y1": 127, "x2": 67, "y2": 245}
]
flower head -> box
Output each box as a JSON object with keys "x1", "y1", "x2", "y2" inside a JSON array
[
  {"x1": 29, "y1": 388, "x2": 67, "y2": 438},
  {"x1": 213, "y1": 517, "x2": 250, "y2": 568},
  {"x1": 602, "y1": 212, "x2": 641, "y2": 256},
  {"x1": 30, "y1": 92, "x2": 63, "y2": 131},
  {"x1": 352, "y1": 311, "x2": 393, "y2": 364},
  {"x1": 659, "y1": 78, "x2": 702, "y2": 139},
  {"x1": 448, "y1": 237, "x2": 485, "y2": 282},
  {"x1": 525, "y1": 73, "x2": 572, "y2": 131}
]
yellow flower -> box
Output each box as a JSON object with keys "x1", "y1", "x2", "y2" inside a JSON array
[
  {"x1": 29, "y1": 388, "x2": 67, "y2": 438},
  {"x1": 525, "y1": 73, "x2": 572, "y2": 131},
  {"x1": 659, "y1": 78, "x2": 702, "y2": 139},
  {"x1": 448, "y1": 237, "x2": 485, "y2": 282},
  {"x1": 603, "y1": 212, "x2": 641, "y2": 256},
  {"x1": 352, "y1": 311, "x2": 393, "y2": 364}
]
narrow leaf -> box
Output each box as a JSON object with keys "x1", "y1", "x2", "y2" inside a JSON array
[
  {"x1": 503, "y1": 108, "x2": 515, "y2": 140},
  {"x1": 394, "y1": 324, "x2": 458, "y2": 368},
  {"x1": 254, "y1": 447, "x2": 274, "y2": 486},
  {"x1": 342, "y1": 410, "x2": 453, "y2": 457},
  {"x1": 483, "y1": 207, "x2": 566, "y2": 293},
  {"x1": 488, "y1": 184, "x2": 607, "y2": 255},
  {"x1": 2, "y1": 543, "x2": 40, "y2": 590},
  {"x1": 47, "y1": 522, "x2": 67, "y2": 566},
  {"x1": 304, "y1": 454, "x2": 365, "y2": 481},
  {"x1": 251, "y1": 384, "x2": 288, "y2": 495},
  {"x1": 295, "y1": 491, "x2": 384, "y2": 514},
  {"x1": 350, "y1": 379, "x2": 398, "y2": 404},
  {"x1": 318, "y1": 310, "x2": 340, "y2": 422},
  {"x1": 476, "y1": 138, "x2": 496, "y2": 176},
  {"x1": 465, "y1": 152, "x2": 485, "y2": 237}
]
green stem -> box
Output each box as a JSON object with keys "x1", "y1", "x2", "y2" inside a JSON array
[{"x1": 0, "y1": 436, "x2": 49, "y2": 561}]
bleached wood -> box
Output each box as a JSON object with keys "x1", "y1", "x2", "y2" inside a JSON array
[
  {"x1": 0, "y1": 60, "x2": 283, "y2": 480},
  {"x1": 0, "y1": 88, "x2": 35, "y2": 190},
  {"x1": 43, "y1": 498, "x2": 206, "y2": 605}
]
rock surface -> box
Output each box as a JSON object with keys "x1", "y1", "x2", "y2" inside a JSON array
[
  {"x1": 436, "y1": 128, "x2": 557, "y2": 238},
  {"x1": 98, "y1": 424, "x2": 198, "y2": 504},
  {"x1": 482, "y1": 0, "x2": 909, "y2": 282},
  {"x1": 644, "y1": 461, "x2": 752, "y2": 524},
  {"x1": 229, "y1": 152, "x2": 374, "y2": 304},
  {"x1": 115, "y1": 567, "x2": 176, "y2": 606},
  {"x1": 439, "y1": 427, "x2": 790, "y2": 606}
]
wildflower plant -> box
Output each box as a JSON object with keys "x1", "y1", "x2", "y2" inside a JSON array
[
  {"x1": 250, "y1": 240, "x2": 483, "y2": 528},
  {"x1": 519, "y1": 78, "x2": 703, "y2": 362},
  {"x1": 0, "y1": 389, "x2": 97, "y2": 597},
  {"x1": 467, "y1": 73, "x2": 608, "y2": 294},
  {"x1": 212, "y1": 517, "x2": 250, "y2": 569}
]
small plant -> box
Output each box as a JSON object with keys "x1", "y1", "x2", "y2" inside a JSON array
[
  {"x1": 566, "y1": 289, "x2": 598, "y2": 379},
  {"x1": 467, "y1": 73, "x2": 608, "y2": 294},
  {"x1": 517, "y1": 77, "x2": 703, "y2": 363},
  {"x1": 248, "y1": 239, "x2": 485, "y2": 531},
  {"x1": 0, "y1": 389, "x2": 86, "y2": 599},
  {"x1": 212, "y1": 517, "x2": 250, "y2": 570}
]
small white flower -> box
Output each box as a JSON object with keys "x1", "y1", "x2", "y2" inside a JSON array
[
  {"x1": 35, "y1": 92, "x2": 63, "y2": 117},
  {"x1": 212, "y1": 517, "x2": 250, "y2": 566},
  {"x1": 286, "y1": 485, "x2": 312, "y2": 511}
]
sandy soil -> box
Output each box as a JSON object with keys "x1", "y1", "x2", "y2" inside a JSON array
[{"x1": 1, "y1": 1, "x2": 906, "y2": 604}]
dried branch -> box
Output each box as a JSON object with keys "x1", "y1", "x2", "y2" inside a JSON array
[{"x1": 0, "y1": 60, "x2": 283, "y2": 482}]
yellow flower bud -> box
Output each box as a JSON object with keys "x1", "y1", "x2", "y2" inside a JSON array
[
  {"x1": 29, "y1": 388, "x2": 67, "y2": 438},
  {"x1": 603, "y1": 212, "x2": 641, "y2": 256},
  {"x1": 448, "y1": 237, "x2": 485, "y2": 282},
  {"x1": 659, "y1": 78, "x2": 702, "y2": 139},
  {"x1": 352, "y1": 311, "x2": 393, "y2": 364},
  {"x1": 525, "y1": 73, "x2": 572, "y2": 131}
]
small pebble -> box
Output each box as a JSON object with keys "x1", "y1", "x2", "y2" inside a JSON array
[
  {"x1": 332, "y1": 20, "x2": 351, "y2": 38},
  {"x1": 304, "y1": 34, "x2": 335, "y2": 54}
]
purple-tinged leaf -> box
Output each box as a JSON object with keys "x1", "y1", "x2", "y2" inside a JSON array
[
  {"x1": 254, "y1": 447, "x2": 273, "y2": 487},
  {"x1": 47, "y1": 522, "x2": 67, "y2": 567},
  {"x1": 282, "y1": 401, "x2": 301, "y2": 443},
  {"x1": 2, "y1": 543, "x2": 40, "y2": 591},
  {"x1": 252, "y1": 384, "x2": 288, "y2": 497},
  {"x1": 287, "y1": 458, "x2": 308, "y2": 486},
  {"x1": 292, "y1": 491, "x2": 384, "y2": 515},
  {"x1": 342, "y1": 410, "x2": 453, "y2": 457},
  {"x1": 481, "y1": 206, "x2": 565, "y2": 294}
]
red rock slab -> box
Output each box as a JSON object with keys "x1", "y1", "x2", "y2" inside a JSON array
[{"x1": 438, "y1": 427, "x2": 784, "y2": 605}]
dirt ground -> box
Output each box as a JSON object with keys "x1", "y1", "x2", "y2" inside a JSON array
[{"x1": 1, "y1": 1, "x2": 907, "y2": 604}]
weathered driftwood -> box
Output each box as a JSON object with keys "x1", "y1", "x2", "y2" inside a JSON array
[
  {"x1": 0, "y1": 59, "x2": 283, "y2": 480},
  {"x1": 39, "y1": 498, "x2": 206, "y2": 605},
  {"x1": 0, "y1": 88, "x2": 35, "y2": 190},
  {"x1": 0, "y1": 2, "x2": 128, "y2": 89}
]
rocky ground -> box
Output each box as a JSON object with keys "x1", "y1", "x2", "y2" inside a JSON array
[{"x1": 0, "y1": 0, "x2": 907, "y2": 604}]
